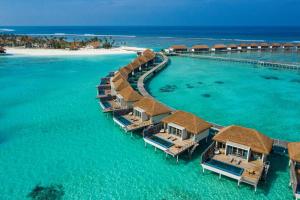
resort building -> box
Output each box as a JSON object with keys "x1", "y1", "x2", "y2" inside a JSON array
[
  {"x1": 143, "y1": 110, "x2": 212, "y2": 161},
  {"x1": 259, "y1": 43, "x2": 270, "y2": 50},
  {"x1": 201, "y1": 125, "x2": 273, "y2": 191},
  {"x1": 211, "y1": 44, "x2": 227, "y2": 52},
  {"x1": 169, "y1": 45, "x2": 188, "y2": 53},
  {"x1": 100, "y1": 85, "x2": 142, "y2": 112},
  {"x1": 288, "y1": 142, "x2": 300, "y2": 199},
  {"x1": 0, "y1": 46, "x2": 6, "y2": 54},
  {"x1": 283, "y1": 43, "x2": 295, "y2": 50},
  {"x1": 238, "y1": 43, "x2": 248, "y2": 51},
  {"x1": 249, "y1": 43, "x2": 258, "y2": 50},
  {"x1": 297, "y1": 44, "x2": 300, "y2": 50},
  {"x1": 110, "y1": 75, "x2": 130, "y2": 96},
  {"x1": 271, "y1": 43, "x2": 281, "y2": 50},
  {"x1": 227, "y1": 44, "x2": 238, "y2": 51},
  {"x1": 113, "y1": 97, "x2": 171, "y2": 132},
  {"x1": 191, "y1": 45, "x2": 210, "y2": 53}
]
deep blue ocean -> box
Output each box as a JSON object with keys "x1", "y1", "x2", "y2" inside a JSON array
[
  {"x1": 1, "y1": 26, "x2": 300, "y2": 199},
  {"x1": 1, "y1": 26, "x2": 300, "y2": 50}
]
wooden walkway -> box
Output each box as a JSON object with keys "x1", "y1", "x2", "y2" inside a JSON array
[{"x1": 176, "y1": 53, "x2": 300, "y2": 70}]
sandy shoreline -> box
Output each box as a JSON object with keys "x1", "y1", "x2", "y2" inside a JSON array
[{"x1": 4, "y1": 46, "x2": 146, "y2": 56}]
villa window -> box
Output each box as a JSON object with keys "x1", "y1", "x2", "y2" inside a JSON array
[
  {"x1": 168, "y1": 126, "x2": 182, "y2": 137},
  {"x1": 134, "y1": 110, "x2": 141, "y2": 118},
  {"x1": 226, "y1": 146, "x2": 248, "y2": 160}
]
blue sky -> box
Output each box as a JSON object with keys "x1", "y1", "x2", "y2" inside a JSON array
[{"x1": 1, "y1": 0, "x2": 300, "y2": 26}]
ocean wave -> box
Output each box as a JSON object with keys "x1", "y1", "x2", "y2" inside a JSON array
[
  {"x1": 0, "y1": 28, "x2": 15, "y2": 32},
  {"x1": 26, "y1": 33, "x2": 136, "y2": 38}
]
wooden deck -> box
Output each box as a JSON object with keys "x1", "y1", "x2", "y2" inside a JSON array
[
  {"x1": 122, "y1": 114, "x2": 152, "y2": 132},
  {"x1": 155, "y1": 132, "x2": 196, "y2": 156},
  {"x1": 212, "y1": 153, "x2": 263, "y2": 185}
]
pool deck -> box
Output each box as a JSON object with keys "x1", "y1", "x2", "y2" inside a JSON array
[
  {"x1": 154, "y1": 132, "x2": 196, "y2": 156},
  {"x1": 120, "y1": 113, "x2": 152, "y2": 132}
]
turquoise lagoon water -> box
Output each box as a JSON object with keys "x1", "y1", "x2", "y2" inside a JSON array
[
  {"x1": 149, "y1": 56, "x2": 300, "y2": 142},
  {"x1": 0, "y1": 54, "x2": 297, "y2": 200}
]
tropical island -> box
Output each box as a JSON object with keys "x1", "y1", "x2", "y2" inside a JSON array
[{"x1": 0, "y1": 34, "x2": 142, "y2": 56}]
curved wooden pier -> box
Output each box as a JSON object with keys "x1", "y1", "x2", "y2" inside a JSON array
[{"x1": 135, "y1": 52, "x2": 289, "y2": 152}]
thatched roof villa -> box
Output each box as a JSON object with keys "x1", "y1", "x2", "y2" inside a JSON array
[{"x1": 201, "y1": 125, "x2": 273, "y2": 191}]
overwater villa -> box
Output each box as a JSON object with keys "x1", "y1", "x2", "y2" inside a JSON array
[
  {"x1": 101, "y1": 85, "x2": 142, "y2": 112},
  {"x1": 0, "y1": 46, "x2": 6, "y2": 54},
  {"x1": 238, "y1": 43, "x2": 248, "y2": 51},
  {"x1": 169, "y1": 45, "x2": 188, "y2": 53},
  {"x1": 249, "y1": 43, "x2": 259, "y2": 50},
  {"x1": 259, "y1": 43, "x2": 270, "y2": 50},
  {"x1": 227, "y1": 44, "x2": 238, "y2": 51},
  {"x1": 201, "y1": 125, "x2": 273, "y2": 191},
  {"x1": 211, "y1": 44, "x2": 227, "y2": 52},
  {"x1": 271, "y1": 43, "x2": 281, "y2": 49},
  {"x1": 113, "y1": 97, "x2": 171, "y2": 132},
  {"x1": 288, "y1": 142, "x2": 300, "y2": 200},
  {"x1": 283, "y1": 43, "x2": 295, "y2": 50},
  {"x1": 110, "y1": 75, "x2": 130, "y2": 96},
  {"x1": 191, "y1": 45, "x2": 210, "y2": 53},
  {"x1": 143, "y1": 110, "x2": 212, "y2": 162}
]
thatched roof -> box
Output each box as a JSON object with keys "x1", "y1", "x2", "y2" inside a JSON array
[
  {"x1": 288, "y1": 142, "x2": 300, "y2": 162},
  {"x1": 213, "y1": 44, "x2": 226, "y2": 49},
  {"x1": 143, "y1": 49, "x2": 156, "y2": 60},
  {"x1": 239, "y1": 43, "x2": 249, "y2": 47},
  {"x1": 213, "y1": 125, "x2": 273, "y2": 154},
  {"x1": 271, "y1": 43, "x2": 281, "y2": 47},
  {"x1": 137, "y1": 55, "x2": 148, "y2": 64},
  {"x1": 111, "y1": 72, "x2": 127, "y2": 82},
  {"x1": 170, "y1": 45, "x2": 188, "y2": 50},
  {"x1": 162, "y1": 111, "x2": 212, "y2": 135},
  {"x1": 250, "y1": 43, "x2": 258, "y2": 47},
  {"x1": 119, "y1": 67, "x2": 131, "y2": 77},
  {"x1": 133, "y1": 97, "x2": 171, "y2": 117},
  {"x1": 192, "y1": 45, "x2": 209, "y2": 50},
  {"x1": 131, "y1": 59, "x2": 141, "y2": 70},
  {"x1": 260, "y1": 43, "x2": 269, "y2": 47},
  {"x1": 296, "y1": 43, "x2": 300, "y2": 47},
  {"x1": 114, "y1": 78, "x2": 130, "y2": 91},
  {"x1": 118, "y1": 86, "x2": 142, "y2": 102},
  {"x1": 283, "y1": 43, "x2": 294, "y2": 47}
]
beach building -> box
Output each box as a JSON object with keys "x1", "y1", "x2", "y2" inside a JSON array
[
  {"x1": 191, "y1": 45, "x2": 210, "y2": 53},
  {"x1": 288, "y1": 142, "x2": 300, "y2": 199},
  {"x1": 211, "y1": 44, "x2": 227, "y2": 52},
  {"x1": 113, "y1": 97, "x2": 171, "y2": 132},
  {"x1": 0, "y1": 46, "x2": 6, "y2": 54},
  {"x1": 297, "y1": 44, "x2": 300, "y2": 50},
  {"x1": 169, "y1": 45, "x2": 188, "y2": 53},
  {"x1": 201, "y1": 125, "x2": 273, "y2": 191},
  {"x1": 227, "y1": 44, "x2": 238, "y2": 51},
  {"x1": 143, "y1": 111, "x2": 212, "y2": 161}
]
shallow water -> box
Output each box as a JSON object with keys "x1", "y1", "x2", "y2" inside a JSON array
[{"x1": 0, "y1": 55, "x2": 297, "y2": 199}]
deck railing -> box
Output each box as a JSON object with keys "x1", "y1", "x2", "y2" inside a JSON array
[
  {"x1": 143, "y1": 123, "x2": 163, "y2": 138},
  {"x1": 290, "y1": 162, "x2": 298, "y2": 195},
  {"x1": 200, "y1": 142, "x2": 215, "y2": 164}
]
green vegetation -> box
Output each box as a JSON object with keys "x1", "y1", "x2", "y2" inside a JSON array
[{"x1": 0, "y1": 34, "x2": 117, "y2": 50}]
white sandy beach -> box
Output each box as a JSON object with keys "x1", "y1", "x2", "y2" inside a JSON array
[{"x1": 5, "y1": 46, "x2": 146, "y2": 56}]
